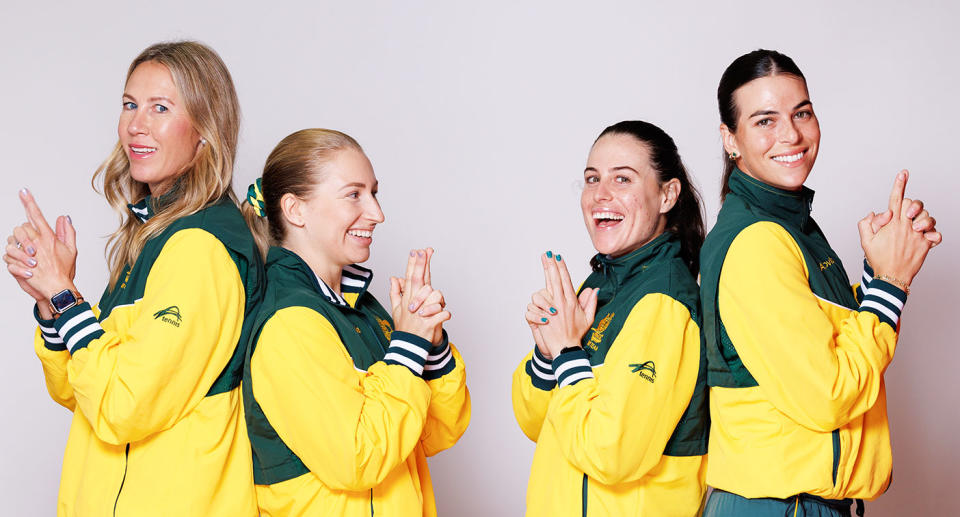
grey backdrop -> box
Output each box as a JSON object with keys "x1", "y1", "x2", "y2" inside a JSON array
[{"x1": 2, "y1": 1, "x2": 957, "y2": 515}]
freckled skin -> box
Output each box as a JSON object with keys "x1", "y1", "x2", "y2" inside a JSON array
[
  {"x1": 119, "y1": 61, "x2": 202, "y2": 196},
  {"x1": 723, "y1": 75, "x2": 821, "y2": 191},
  {"x1": 581, "y1": 134, "x2": 668, "y2": 257}
]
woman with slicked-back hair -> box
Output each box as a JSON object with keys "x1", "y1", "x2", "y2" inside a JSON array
[
  {"x1": 700, "y1": 49, "x2": 942, "y2": 516},
  {"x1": 513, "y1": 121, "x2": 709, "y2": 516},
  {"x1": 4, "y1": 41, "x2": 262, "y2": 516},
  {"x1": 240, "y1": 128, "x2": 470, "y2": 516}
]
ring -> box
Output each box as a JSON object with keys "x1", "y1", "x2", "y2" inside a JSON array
[{"x1": 15, "y1": 242, "x2": 22, "y2": 250}]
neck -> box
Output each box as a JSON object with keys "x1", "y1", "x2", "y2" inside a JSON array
[{"x1": 282, "y1": 237, "x2": 343, "y2": 295}]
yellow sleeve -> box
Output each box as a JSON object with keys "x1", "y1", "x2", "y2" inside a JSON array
[
  {"x1": 252, "y1": 307, "x2": 433, "y2": 491},
  {"x1": 420, "y1": 342, "x2": 471, "y2": 457},
  {"x1": 545, "y1": 294, "x2": 701, "y2": 485},
  {"x1": 719, "y1": 222, "x2": 903, "y2": 432},
  {"x1": 511, "y1": 347, "x2": 556, "y2": 442},
  {"x1": 54, "y1": 229, "x2": 245, "y2": 445}
]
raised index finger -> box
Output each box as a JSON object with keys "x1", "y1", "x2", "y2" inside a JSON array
[
  {"x1": 542, "y1": 253, "x2": 563, "y2": 300},
  {"x1": 19, "y1": 189, "x2": 53, "y2": 235},
  {"x1": 888, "y1": 170, "x2": 908, "y2": 218}
]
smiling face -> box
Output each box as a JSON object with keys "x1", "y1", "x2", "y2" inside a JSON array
[
  {"x1": 297, "y1": 148, "x2": 384, "y2": 268},
  {"x1": 721, "y1": 74, "x2": 820, "y2": 191},
  {"x1": 581, "y1": 133, "x2": 675, "y2": 257},
  {"x1": 118, "y1": 61, "x2": 202, "y2": 195}
]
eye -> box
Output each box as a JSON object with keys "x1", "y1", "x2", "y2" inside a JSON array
[
  {"x1": 615, "y1": 175, "x2": 631, "y2": 184},
  {"x1": 584, "y1": 174, "x2": 599, "y2": 184},
  {"x1": 347, "y1": 191, "x2": 360, "y2": 199},
  {"x1": 794, "y1": 110, "x2": 812, "y2": 120},
  {"x1": 757, "y1": 118, "x2": 773, "y2": 128},
  {"x1": 123, "y1": 101, "x2": 137, "y2": 110},
  {"x1": 153, "y1": 104, "x2": 168, "y2": 113}
]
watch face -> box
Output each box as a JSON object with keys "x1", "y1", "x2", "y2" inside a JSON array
[{"x1": 51, "y1": 289, "x2": 78, "y2": 312}]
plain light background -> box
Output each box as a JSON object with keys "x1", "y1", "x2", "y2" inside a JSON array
[{"x1": 1, "y1": 1, "x2": 957, "y2": 515}]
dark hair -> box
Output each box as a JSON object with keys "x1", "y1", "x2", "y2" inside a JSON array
[
  {"x1": 717, "y1": 49, "x2": 806, "y2": 200},
  {"x1": 595, "y1": 121, "x2": 706, "y2": 276}
]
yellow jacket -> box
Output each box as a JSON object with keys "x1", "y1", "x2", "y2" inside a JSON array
[
  {"x1": 244, "y1": 247, "x2": 470, "y2": 516},
  {"x1": 33, "y1": 197, "x2": 263, "y2": 516},
  {"x1": 512, "y1": 233, "x2": 708, "y2": 517},
  {"x1": 700, "y1": 169, "x2": 905, "y2": 500}
]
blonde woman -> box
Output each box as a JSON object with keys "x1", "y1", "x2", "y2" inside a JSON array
[
  {"x1": 4, "y1": 41, "x2": 261, "y2": 516},
  {"x1": 240, "y1": 129, "x2": 470, "y2": 516}
]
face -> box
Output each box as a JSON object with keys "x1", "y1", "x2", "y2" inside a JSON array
[
  {"x1": 581, "y1": 133, "x2": 676, "y2": 257},
  {"x1": 722, "y1": 74, "x2": 820, "y2": 191},
  {"x1": 297, "y1": 148, "x2": 385, "y2": 268},
  {"x1": 119, "y1": 61, "x2": 202, "y2": 195}
]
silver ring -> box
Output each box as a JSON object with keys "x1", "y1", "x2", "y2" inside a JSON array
[{"x1": 15, "y1": 242, "x2": 22, "y2": 250}]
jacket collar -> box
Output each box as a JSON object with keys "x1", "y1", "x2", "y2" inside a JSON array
[
  {"x1": 126, "y1": 181, "x2": 183, "y2": 223},
  {"x1": 265, "y1": 246, "x2": 373, "y2": 308},
  {"x1": 727, "y1": 167, "x2": 815, "y2": 230},
  {"x1": 590, "y1": 231, "x2": 680, "y2": 303}
]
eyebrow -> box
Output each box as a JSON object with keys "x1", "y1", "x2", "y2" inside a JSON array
[
  {"x1": 340, "y1": 181, "x2": 377, "y2": 190},
  {"x1": 584, "y1": 166, "x2": 639, "y2": 174},
  {"x1": 121, "y1": 93, "x2": 176, "y2": 105},
  {"x1": 748, "y1": 99, "x2": 812, "y2": 118}
]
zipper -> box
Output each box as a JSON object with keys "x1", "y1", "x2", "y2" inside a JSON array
[
  {"x1": 831, "y1": 429, "x2": 840, "y2": 486},
  {"x1": 113, "y1": 443, "x2": 130, "y2": 516},
  {"x1": 581, "y1": 474, "x2": 588, "y2": 517},
  {"x1": 369, "y1": 488, "x2": 374, "y2": 516}
]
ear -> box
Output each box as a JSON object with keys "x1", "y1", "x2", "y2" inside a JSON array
[
  {"x1": 280, "y1": 192, "x2": 306, "y2": 228},
  {"x1": 720, "y1": 123, "x2": 740, "y2": 158},
  {"x1": 660, "y1": 178, "x2": 681, "y2": 214}
]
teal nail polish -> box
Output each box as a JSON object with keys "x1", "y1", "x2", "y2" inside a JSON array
[
  {"x1": 541, "y1": 317, "x2": 547, "y2": 323},
  {"x1": 546, "y1": 251, "x2": 552, "y2": 258},
  {"x1": 556, "y1": 254, "x2": 562, "y2": 261},
  {"x1": 549, "y1": 307, "x2": 557, "y2": 314}
]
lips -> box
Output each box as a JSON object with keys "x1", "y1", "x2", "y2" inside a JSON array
[
  {"x1": 771, "y1": 150, "x2": 804, "y2": 164},
  {"x1": 129, "y1": 145, "x2": 157, "y2": 159},
  {"x1": 592, "y1": 210, "x2": 624, "y2": 229},
  {"x1": 347, "y1": 229, "x2": 373, "y2": 239}
]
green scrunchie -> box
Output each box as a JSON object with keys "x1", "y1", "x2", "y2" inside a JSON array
[{"x1": 247, "y1": 178, "x2": 266, "y2": 217}]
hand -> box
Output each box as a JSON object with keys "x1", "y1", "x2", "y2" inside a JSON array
[
  {"x1": 530, "y1": 252, "x2": 598, "y2": 358},
  {"x1": 866, "y1": 196, "x2": 940, "y2": 246},
  {"x1": 858, "y1": 170, "x2": 938, "y2": 286},
  {"x1": 4, "y1": 230, "x2": 45, "y2": 302},
  {"x1": 389, "y1": 249, "x2": 450, "y2": 343}
]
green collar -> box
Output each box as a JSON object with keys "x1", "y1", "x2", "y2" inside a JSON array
[
  {"x1": 727, "y1": 168, "x2": 815, "y2": 230},
  {"x1": 265, "y1": 246, "x2": 373, "y2": 307},
  {"x1": 126, "y1": 181, "x2": 183, "y2": 223},
  {"x1": 590, "y1": 231, "x2": 680, "y2": 301}
]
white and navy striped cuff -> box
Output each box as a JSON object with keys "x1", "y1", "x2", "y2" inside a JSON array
[
  {"x1": 525, "y1": 346, "x2": 556, "y2": 390},
  {"x1": 53, "y1": 302, "x2": 106, "y2": 355},
  {"x1": 553, "y1": 348, "x2": 594, "y2": 388},
  {"x1": 33, "y1": 304, "x2": 65, "y2": 352},
  {"x1": 859, "y1": 279, "x2": 907, "y2": 328},
  {"x1": 424, "y1": 330, "x2": 456, "y2": 380},
  {"x1": 383, "y1": 331, "x2": 433, "y2": 378},
  {"x1": 856, "y1": 259, "x2": 874, "y2": 301}
]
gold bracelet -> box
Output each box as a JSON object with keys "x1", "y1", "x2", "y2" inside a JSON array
[{"x1": 873, "y1": 274, "x2": 910, "y2": 295}]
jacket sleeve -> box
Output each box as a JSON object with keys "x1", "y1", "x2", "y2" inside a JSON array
[
  {"x1": 544, "y1": 294, "x2": 702, "y2": 485},
  {"x1": 33, "y1": 304, "x2": 90, "y2": 411},
  {"x1": 511, "y1": 347, "x2": 556, "y2": 442},
  {"x1": 419, "y1": 336, "x2": 471, "y2": 457},
  {"x1": 251, "y1": 307, "x2": 433, "y2": 491},
  {"x1": 719, "y1": 222, "x2": 905, "y2": 432},
  {"x1": 50, "y1": 228, "x2": 246, "y2": 445}
]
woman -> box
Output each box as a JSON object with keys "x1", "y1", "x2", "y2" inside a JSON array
[
  {"x1": 240, "y1": 128, "x2": 471, "y2": 516},
  {"x1": 512, "y1": 121, "x2": 709, "y2": 516},
  {"x1": 701, "y1": 50, "x2": 941, "y2": 516},
  {"x1": 4, "y1": 42, "x2": 262, "y2": 515}
]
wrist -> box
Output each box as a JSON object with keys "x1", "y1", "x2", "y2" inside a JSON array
[{"x1": 873, "y1": 273, "x2": 911, "y2": 294}]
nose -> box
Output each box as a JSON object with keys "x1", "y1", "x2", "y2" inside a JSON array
[
  {"x1": 778, "y1": 118, "x2": 801, "y2": 144},
  {"x1": 366, "y1": 196, "x2": 385, "y2": 224},
  {"x1": 593, "y1": 178, "x2": 613, "y2": 202},
  {"x1": 126, "y1": 107, "x2": 148, "y2": 136}
]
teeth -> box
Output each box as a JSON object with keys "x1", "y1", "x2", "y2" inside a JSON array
[
  {"x1": 348, "y1": 229, "x2": 372, "y2": 238},
  {"x1": 592, "y1": 212, "x2": 624, "y2": 220},
  {"x1": 131, "y1": 146, "x2": 156, "y2": 153},
  {"x1": 772, "y1": 151, "x2": 804, "y2": 163}
]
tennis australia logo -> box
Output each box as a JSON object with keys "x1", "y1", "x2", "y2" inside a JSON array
[
  {"x1": 587, "y1": 313, "x2": 614, "y2": 350},
  {"x1": 630, "y1": 361, "x2": 656, "y2": 383},
  {"x1": 153, "y1": 306, "x2": 182, "y2": 328},
  {"x1": 376, "y1": 317, "x2": 393, "y2": 340}
]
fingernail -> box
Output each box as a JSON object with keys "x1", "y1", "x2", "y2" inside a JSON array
[
  {"x1": 26, "y1": 247, "x2": 35, "y2": 256},
  {"x1": 549, "y1": 307, "x2": 557, "y2": 314},
  {"x1": 541, "y1": 317, "x2": 547, "y2": 323},
  {"x1": 913, "y1": 223, "x2": 921, "y2": 231},
  {"x1": 417, "y1": 250, "x2": 424, "y2": 257},
  {"x1": 410, "y1": 250, "x2": 415, "y2": 257},
  {"x1": 546, "y1": 251, "x2": 552, "y2": 258},
  {"x1": 556, "y1": 255, "x2": 562, "y2": 261},
  {"x1": 28, "y1": 258, "x2": 37, "y2": 267},
  {"x1": 67, "y1": 215, "x2": 73, "y2": 225},
  {"x1": 19, "y1": 188, "x2": 28, "y2": 196},
  {"x1": 408, "y1": 303, "x2": 416, "y2": 311},
  {"x1": 419, "y1": 310, "x2": 425, "y2": 316},
  {"x1": 24, "y1": 270, "x2": 32, "y2": 277}
]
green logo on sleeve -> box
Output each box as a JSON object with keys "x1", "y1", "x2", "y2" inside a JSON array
[
  {"x1": 153, "y1": 306, "x2": 182, "y2": 327},
  {"x1": 629, "y1": 361, "x2": 656, "y2": 383}
]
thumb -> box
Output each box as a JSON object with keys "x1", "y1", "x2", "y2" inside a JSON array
[
  {"x1": 870, "y1": 209, "x2": 893, "y2": 233},
  {"x1": 63, "y1": 215, "x2": 77, "y2": 249},
  {"x1": 858, "y1": 212, "x2": 875, "y2": 244},
  {"x1": 389, "y1": 276, "x2": 402, "y2": 310}
]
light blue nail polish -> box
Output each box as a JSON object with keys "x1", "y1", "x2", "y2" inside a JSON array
[
  {"x1": 28, "y1": 258, "x2": 37, "y2": 267},
  {"x1": 549, "y1": 307, "x2": 557, "y2": 314},
  {"x1": 546, "y1": 251, "x2": 552, "y2": 258},
  {"x1": 556, "y1": 254, "x2": 562, "y2": 261},
  {"x1": 541, "y1": 317, "x2": 547, "y2": 323}
]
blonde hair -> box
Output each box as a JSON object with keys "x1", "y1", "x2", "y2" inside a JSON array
[
  {"x1": 94, "y1": 41, "x2": 241, "y2": 286},
  {"x1": 242, "y1": 129, "x2": 363, "y2": 258}
]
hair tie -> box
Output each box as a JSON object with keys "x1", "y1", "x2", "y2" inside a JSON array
[{"x1": 247, "y1": 178, "x2": 266, "y2": 217}]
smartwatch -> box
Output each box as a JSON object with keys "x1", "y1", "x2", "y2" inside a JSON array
[
  {"x1": 49, "y1": 289, "x2": 83, "y2": 318},
  {"x1": 558, "y1": 346, "x2": 583, "y2": 355}
]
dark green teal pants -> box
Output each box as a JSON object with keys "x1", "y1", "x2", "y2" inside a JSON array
[{"x1": 704, "y1": 489, "x2": 860, "y2": 517}]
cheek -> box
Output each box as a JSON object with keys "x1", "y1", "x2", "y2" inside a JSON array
[{"x1": 161, "y1": 118, "x2": 199, "y2": 153}]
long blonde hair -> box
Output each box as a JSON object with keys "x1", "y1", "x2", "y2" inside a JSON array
[
  {"x1": 94, "y1": 41, "x2": 241, "y2": 286},
  {"x1": 242, "y1": 129, "x2": 363, "y2": 258}
]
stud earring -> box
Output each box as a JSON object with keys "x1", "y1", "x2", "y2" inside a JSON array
[
  {"x1": 200, "y1": 138, "x2": 207, "y2": 145},
  {"x1": 728, "y1": 151, "x2": 738, "y2": 160}
]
